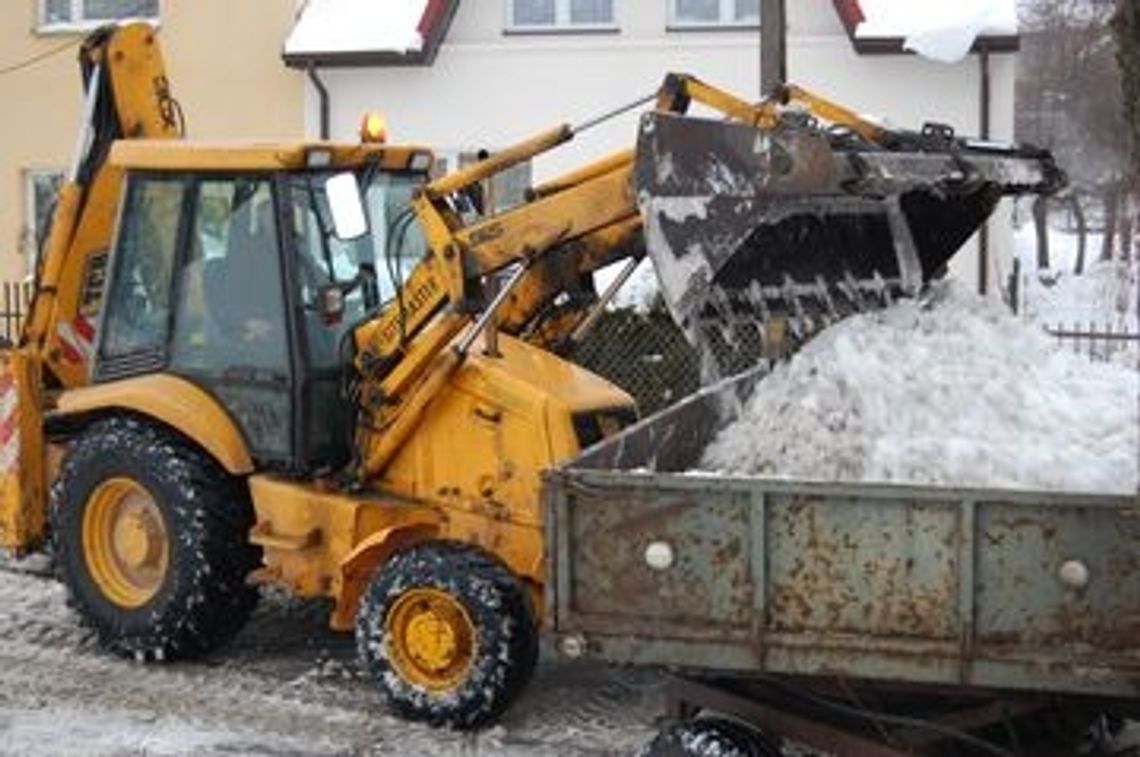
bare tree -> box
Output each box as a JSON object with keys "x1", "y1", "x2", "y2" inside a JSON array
[
  {"x1": 1113, "y1": 0, "x2": 1139, "y2": 175},
  {"x1": 1033, "y1": 195, "x2": 1052, "y2": 268},
  {"x1": 1017, "y1": 0, "x2": 1132, "y2": 266},
  {"x1": 1070, "y1": 192, "x2": 1088, "y2": 272},
  {"x1": 1111, "y1": 0, "x2": 1138, "y2": 260}
]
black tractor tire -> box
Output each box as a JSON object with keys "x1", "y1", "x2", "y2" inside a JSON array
[
  {"x1": 51, "y1": 416, "x2": 260, "y2": 660},
  {"x1": 355, "y1": 540, "x2": 539, "y2": 729},
  {"x1": 640, "y1": 717, "x2": 783, "y2": 757}
]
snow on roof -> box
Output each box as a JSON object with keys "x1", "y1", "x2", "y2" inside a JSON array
[
  {"x1": 285, "y1": 0, "x2": 428, "y2": 57},
  {"x1": 855, "y1": 0, "x2": 1018, "y2": 62}
]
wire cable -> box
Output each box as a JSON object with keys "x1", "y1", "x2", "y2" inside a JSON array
[
  {"x1": 1, "y1": 0, "x2": 159, "y2": 78},
  {"x1": 0, "y1": 37, "x2": 81, "y2": 77}
]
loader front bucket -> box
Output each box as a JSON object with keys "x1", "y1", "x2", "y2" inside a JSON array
[{"x1": 635, "y1": 111, "x2": 1063, "y2": 355}]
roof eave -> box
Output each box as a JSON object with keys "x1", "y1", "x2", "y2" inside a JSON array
[
  {"x1": 283, "y1": 49, "x2": 434, "y2": 69},
  {"x1": 851, "y1": 34, "x2": 1020, "y2": 56},
  {"x1": 282, "y1": 0, "x2": 458, "y2": 70},
  {"x1": 831, "y1": 0, "x2": 1020, "y2": 57}
]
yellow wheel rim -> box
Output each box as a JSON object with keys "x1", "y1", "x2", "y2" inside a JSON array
[
  {"x1": 386, "y1": 588, "x2": 476, "y2": 692},
  {"x1": 81, "y1": 477, "x2": 169, "y2": 609}
]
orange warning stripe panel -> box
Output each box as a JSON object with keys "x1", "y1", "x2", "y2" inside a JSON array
[{"x1": 0, "y1": 348, "x2": 46, "y2": 553}]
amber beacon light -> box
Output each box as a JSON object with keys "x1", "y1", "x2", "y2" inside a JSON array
[{"x1": 360, "y1": 111, "x2": 389, "y2": 143}]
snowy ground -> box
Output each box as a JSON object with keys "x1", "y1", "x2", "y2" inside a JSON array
[
  {"x1": 1013, "y1": 224, "x2": 1139, "y2": 329},
  {"x1": 0, "y1": 556, "x2": 661, "y2": 757}
]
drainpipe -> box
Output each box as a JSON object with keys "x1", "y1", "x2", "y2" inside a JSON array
[
  {"x1": 978, "y1": 49, "x2": 991, "y2": 295},
  {"x1": 307, "y1": 64, "x2": 330, "y2": 139},
  {"x1": 760, "y1": 0, "x2": 787, "y2": 97}
]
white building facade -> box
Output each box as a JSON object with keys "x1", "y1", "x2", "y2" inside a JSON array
[{"x1": 286, "y1": 0, "x2": 1020, "y2": 294}]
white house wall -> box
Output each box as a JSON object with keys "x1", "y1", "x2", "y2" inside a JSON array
[{"x1": 302, "y1": 1, "x2": 1016, "y2": 294}]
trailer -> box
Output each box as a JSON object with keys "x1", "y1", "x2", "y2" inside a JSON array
[{"x1": 543, "y1": 364, "x2": 1140, "y2": 755}]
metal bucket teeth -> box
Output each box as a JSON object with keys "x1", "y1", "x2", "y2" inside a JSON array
[
  {"x1": 634, "y1": 109, "x2": 1064, "y2": 360},
  {"x1": 687, "y1": 267, "x2": 915, "y2": 376}
]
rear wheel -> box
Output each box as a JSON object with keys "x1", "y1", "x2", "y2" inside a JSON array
[
  {"x1": 356, "y1": 541, "x2": 538, "y2": 729},
  {"x1": 52, "y1": 416, "x2": 260, "y2": 660}
]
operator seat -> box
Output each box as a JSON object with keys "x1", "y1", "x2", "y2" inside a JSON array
[{"x1": 201, "y1": 200, "x2": 280, "y2": 364}]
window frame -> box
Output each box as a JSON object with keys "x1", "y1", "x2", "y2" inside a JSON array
[
  {"x1": 37, "y1": 0, "x2": 161, "y2": 35},
  {"x1": 504, "y1": 0, "x2": 619, "y2": 35},
  {"x1": 667, "y1": 0, "x2": 760, "y2": 30},
  {"x1": 23, "y1": 167, "x2": 65, "y2": 274},
  {"x1": 94, "y1": 171, "x2": 188, "y2": 376}
]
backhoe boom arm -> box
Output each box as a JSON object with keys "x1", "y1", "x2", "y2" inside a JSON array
[{"x1": 22, "y1": 23, "x2": 181, "y2": 389}]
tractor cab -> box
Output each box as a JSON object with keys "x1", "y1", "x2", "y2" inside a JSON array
[{"x1": 95, "y1": 141, "x2": 434, "y2": 473}]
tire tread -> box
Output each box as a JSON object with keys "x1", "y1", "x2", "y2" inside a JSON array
[
  {"x1": 51, "y1": 415, "x2": 260, "y2": 660},
  {"x1": 355, "y1": 540, "x2": 538, "y2": 729}
]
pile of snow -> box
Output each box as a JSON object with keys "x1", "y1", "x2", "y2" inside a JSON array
[
  {"x1": 700, "y1": 282, "x2": 1138, "y2": 494},
  {"x1": 285, "y1": 0, "x2": 427, "y2": 56},
  {"x1": 856, "y1": 0, "x2": 1017, "y2": 63}
]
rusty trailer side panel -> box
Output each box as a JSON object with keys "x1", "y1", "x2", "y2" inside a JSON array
[
  {"x1": 543, "y1": 368, "x2": 1140, "y2": 700},
  {"x1": 546, "y1": 471, "x2": 1140, "y2": 698}
]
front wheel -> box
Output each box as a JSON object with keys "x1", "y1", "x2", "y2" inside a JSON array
[
  {"x1": 52, "y1": 416, "x2": 260, "y2": 660},
  {"x1": 355, "y1": 541, "x2": 539, "y2": 729}
]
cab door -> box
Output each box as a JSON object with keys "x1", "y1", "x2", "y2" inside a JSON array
[{"x1": 168, "y1": 177, "x2": 294, "y2": 464}]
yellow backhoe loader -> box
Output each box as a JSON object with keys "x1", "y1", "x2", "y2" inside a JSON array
[{"x1": 0, "y1": 23, "x2": 1060, "y2": 728}]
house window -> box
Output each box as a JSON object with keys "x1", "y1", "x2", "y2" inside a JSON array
[
  {"x1": 433, "y1": 151, "x2": 532, "y2": 215},
  {"x1": 669, "y1": 0, "x2": 759, "y2": 28},
  {"x1": 39, "y1": 0, "x2": 160, "y2": 31},
  {"x1": 23, "y1": 169, "x2": 65, "y2": 272},
  {"x1": 506, "y1": 0, "x2": 616, "y2": 32}
]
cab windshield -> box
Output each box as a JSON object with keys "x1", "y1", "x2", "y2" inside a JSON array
[{"x1": 289, "y1": 169, "x2": 429, "y2": 366}]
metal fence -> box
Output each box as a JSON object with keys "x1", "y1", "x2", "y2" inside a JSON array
[
  {"x1": 570, "y1": 305, "x2": 701, "y2": 416},
  {"x1": 1044, "y1": 322, "x2": 1140, "y2": 364},
  {"x1": 569, "y1": 303, "x2": 793, "y2": 416},
  {"x1": 0, "y1": 281, "x2": 33, "y2": 345}
]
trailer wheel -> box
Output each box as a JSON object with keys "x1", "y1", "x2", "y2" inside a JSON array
[
  {"x1": 640, "y1": 717, "x2": 783, "y2": 757},
  {"x1": 355, "y1": 541, "x2": 538, "y2": 729},
  {"x1": 52, "y1": 416, "x2": 260, "y2": 660}
]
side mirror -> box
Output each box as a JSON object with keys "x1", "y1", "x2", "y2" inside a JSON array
[{"x1": 325, "y1": 173, "x2": 367, "y2": 240}]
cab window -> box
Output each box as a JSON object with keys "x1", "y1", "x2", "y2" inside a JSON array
[
  {"x1": 171, "y1": 179, "x2": 288, "y2": 372},
  {"x1": 288, "y1": 171, "x2": 427, "y2": 367},
  {"x1": 99, "y1": 176, "x2": 184, "y2": 365}
]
